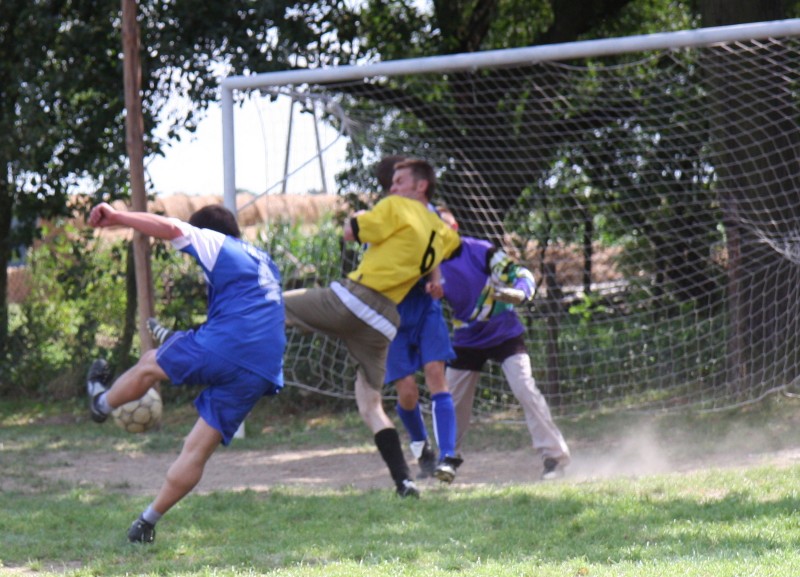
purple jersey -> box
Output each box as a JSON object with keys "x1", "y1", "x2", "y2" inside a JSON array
[{"x1": 440, "y1": 236, "x2": 535, "y2": 350}]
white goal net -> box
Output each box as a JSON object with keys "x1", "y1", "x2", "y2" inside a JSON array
[{"x1": 224, "y1": 20, "x2": 800, "y2": 418}]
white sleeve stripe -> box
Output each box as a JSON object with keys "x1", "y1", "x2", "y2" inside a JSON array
[{"x1": 170, "y1": 219, "x2": 225, "y2": 271}]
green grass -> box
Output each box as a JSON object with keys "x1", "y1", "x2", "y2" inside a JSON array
[{"x1": 3, "y1": 395, "x2": 800, "y2": 576}]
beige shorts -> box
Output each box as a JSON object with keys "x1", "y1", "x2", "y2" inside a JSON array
[{"x1": 284, "y1": 279, "x2": 400, "y2": 390}]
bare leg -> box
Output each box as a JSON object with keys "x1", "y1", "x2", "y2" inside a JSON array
[
  {"x1": 105, "y1": 349, "x2": 166, "y2": 409},
  {"x1": 357, "y1": 371, "x2": 415, "y2": 493},
  {"x1": 355, "y1": 372, "x2": 394, "y2": 433},
  {"x1": 423, "y1": 360, "x2": 447, "y2": 394},
  {"x1": 395, "y1": 375, "x2": 419, "y2": 410},
  {"x1": 151, "y1": 417, "x2": 222, "y2": 515}
]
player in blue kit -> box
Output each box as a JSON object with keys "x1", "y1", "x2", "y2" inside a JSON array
[
  {"x1": 428, "y1": 208, "x2": 571, "y2": 480},
  {"x1": 86, "y1": 202, "x2": 285, "y2": 543},
  {"x1": 374, "y1": 156, "x2": 461, "y2": 483}
]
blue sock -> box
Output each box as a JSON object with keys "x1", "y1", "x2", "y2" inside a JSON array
[
  {"x1": 395, "y1": 403, "x2": 428, "y2": 443},
  {"x1": 431, "y1": 392, "x2": 456, "y2": 459}
]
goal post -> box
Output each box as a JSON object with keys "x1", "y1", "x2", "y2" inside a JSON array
[{"x1": 219, "y1": 19, "x2": 800, "y2": 417}]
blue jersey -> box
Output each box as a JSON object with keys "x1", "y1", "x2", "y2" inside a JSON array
[
  {"x1": 440, "y1": 236, "x2": 535, "y2": 350},
  {"x1": 171, "y1": 219, "x2": 285, "y2": 387}
]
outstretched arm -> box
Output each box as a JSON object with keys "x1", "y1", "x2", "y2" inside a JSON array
[{"x1": 89, "y1": 203, "x2": 183, "y2": 241}]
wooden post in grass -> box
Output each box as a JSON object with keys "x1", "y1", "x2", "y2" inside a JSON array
[{"x1": 121, "y1": 0, "x2": 155, "y2": 354}]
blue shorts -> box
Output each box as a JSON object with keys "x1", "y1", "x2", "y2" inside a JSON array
[
  {"x1": 157, "y1": 331, "x2": 280, "y2": 445},
  {"x1": 385, "y1": 288, "x2": 454, "y2": 384}
]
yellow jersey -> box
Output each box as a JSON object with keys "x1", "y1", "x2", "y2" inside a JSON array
[{"x1": 348, "y1": 195, "x2": 461, "y2": 303}]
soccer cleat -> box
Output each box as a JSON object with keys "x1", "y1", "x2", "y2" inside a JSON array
[
  {"x1": 147, "y1": 317, "x2": 174, "y2": 346},
  {"x1": 396, "y1": 479, "x2": 420, "y2": 499},
  {"x1": 412, "y1": 440, "x2": 437, "y2": 479},
  {"x1": 127, "y1": 516, "x2": 156, "y2": 544},
  {"x1": 433, "y1": 455, "x2": 463, "y2": 484},
  {"x1": 541, "y1": 457, "x2": 565, "y2": 480},
  {"x1": 87, "y1": 359, "x2": 112, "y2": 424}
]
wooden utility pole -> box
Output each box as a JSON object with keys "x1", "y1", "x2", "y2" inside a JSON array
[{"x1": 121, "y1": 0, "x2": 155, "y2": 352}]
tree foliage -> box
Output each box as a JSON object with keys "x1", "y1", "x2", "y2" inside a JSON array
[
  {"x1": 0, "y1": 0, "x2": 301, "y2": 355},
  {"x1": 2, "y1": 0, "x2": 797, "y2": 369}
]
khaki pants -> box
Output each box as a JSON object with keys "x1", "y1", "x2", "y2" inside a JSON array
[
  {"x1": 284, "y1": 279, "x2": 399, "y2": 391},
  {"x1": 448, "y1": 353, "x2": 571, "y2": 464}
]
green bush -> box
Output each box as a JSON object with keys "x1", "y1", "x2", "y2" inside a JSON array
[
  {"x1": 3, "y1": 224, "x2": 128, "y2": 398},
  {"x1": 0, "y1": 211, "x2": 349, "y2": 404}
]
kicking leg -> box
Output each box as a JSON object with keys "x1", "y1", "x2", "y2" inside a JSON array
[{"x1": 88, "y1": 350, "x2": 166, "y2": 423}]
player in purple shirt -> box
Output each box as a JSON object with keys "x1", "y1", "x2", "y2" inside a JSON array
[{"x1": 428, "y1": 209, "x2": 570, "y2": 480}]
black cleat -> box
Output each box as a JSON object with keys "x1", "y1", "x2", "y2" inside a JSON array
[
  {"x1": 434, "y1": 455, "x2": 463, "y2": 484},
  {"x1": 87, "y1": 359, "x2": 112, "y2": 423},
  {"x1": 413, "y1": 440, "x2": 437, "y2": 479},
  {"x1": 147, "y1": 317, "x2": 174, "y2": 346},
  {"x1": 127, "y1": 516, "x2": 156, "y2": 544},
  {"x1": 541, "y1": 457, "x2": 565, "y2": 480},
  {"x1": 396, "y1": 479, "x2": 420, "y2": 498}
]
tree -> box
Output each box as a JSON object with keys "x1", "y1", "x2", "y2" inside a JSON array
[
  {"x1": 3, "y1": 0, "x2": 795, "y2": 371},
  {"x1": 0, "y1": 0, "x2": 303, "y2": 358},
  {"x1": 1, "y1": 0, "x2": 129, "y2": 358},
  {"x1": 351, "y1": 0, "x2": 669, "y2": 241}
]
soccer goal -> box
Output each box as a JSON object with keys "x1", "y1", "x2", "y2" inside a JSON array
[{"x1": 221, "y1": 19, "x2": 800, "y2": 417}]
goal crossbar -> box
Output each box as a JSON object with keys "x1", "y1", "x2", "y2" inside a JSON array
[{"x1": 220, "y1": 18, "x2": 800, "y2": 208}]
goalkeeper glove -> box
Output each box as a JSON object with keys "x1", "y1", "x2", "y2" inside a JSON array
[{"x1": 492, "y1": 287, "x2": 527, "y2": 305}]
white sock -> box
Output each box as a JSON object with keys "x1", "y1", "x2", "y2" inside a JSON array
[{"x1": 96, "y1": 392, "x2": 112, "y2": 416}]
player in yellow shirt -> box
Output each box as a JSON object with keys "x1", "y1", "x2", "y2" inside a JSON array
[{"x1": 284, "y1": 159, "x2": 461, "y2": 497}]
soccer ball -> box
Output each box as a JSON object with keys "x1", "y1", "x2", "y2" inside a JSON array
[{"x1": 112, "y1": 387, "x2": 163, "y2": 433}]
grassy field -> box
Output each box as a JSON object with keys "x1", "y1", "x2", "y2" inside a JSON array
[{"x1": 2, "y1": 394, "x2": 800, "y2": 576}]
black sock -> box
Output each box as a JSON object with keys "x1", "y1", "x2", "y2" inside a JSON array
[{"x1": 374, "y1": 428, "x2": 411, "y2": 487}]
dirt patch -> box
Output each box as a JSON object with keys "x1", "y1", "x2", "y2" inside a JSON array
[{"x1": 35, "y1": 437, "x2": 800, "y2": 496}]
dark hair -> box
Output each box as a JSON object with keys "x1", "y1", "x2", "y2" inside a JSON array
[
  {"x1": 374, "y1": 155, "x2": 407, "y2": 191},
  {"x1": 188, "y1": 204, "x2": 241, "y2": 238},
  {"x1": 394, "y1": 158, "x2": 436, "y2": 201}
]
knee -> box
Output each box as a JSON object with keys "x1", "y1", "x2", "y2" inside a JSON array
[
  {"x1": 424, "y1": 362, "x2": 447, "y2": 394},
  {"x1": 355, "y1": 392, "x2": 371, "y2": 415},
  {"x1": 137, "y1": 349, "x2": 163, "y2": 378},
  {"x1": 355, "y1": 380, "x2": 382, "y2": 419},
  {"x1": 395, "y1": 377, "x2": 419, "y2": 408}
]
